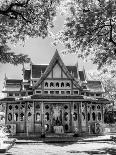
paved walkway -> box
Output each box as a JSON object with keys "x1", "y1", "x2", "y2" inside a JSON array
[{"x1": 15, "y1": 134, "x2": 113, "y2": 144}]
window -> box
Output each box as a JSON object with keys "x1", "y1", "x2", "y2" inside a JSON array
[
  {"x1": 9, "y1": 105, "x2": 12, "y2": 110},
  {"x1": 44, "y1": 91, "x2": 48, "y2": 94},
  {"x1": 15, "y1": 105, "x2": 19, "y2": 110},
  {"x1": 86, "y1": 92, "x2": 89, "y2": 96},
  {"x1": 36, "y1": 90, "x2": 41, "y2": 94},
  {"x1": 74, "y1": 104, "x2": 77, "y2": 110},
  {"x1": 9, "y1": 93, "x2": 13, "y2": 96},
  {"x1": 61, "y1": 82, "x2": 64, "y2": 87},
  {"x1": 66, "y1": 91, "x2": 70, "y2": 94},
  {"x1": 45, "y1": 112, "x2": 49, "y2": 121},
  {"x1": 81, "y1": 92, "x2": 84, "y2": 95},
  {"x1": 92, "y1": 105, "x2": 95, "y2": 111},
  {"x1": 73, "y1": 112, "x2": 78, "y2": 121},
  {"x1": 45, "y1": 105, "x2": 49, "y2": 109},
  {"x1": 88, "y1": 113, "x2": 90, "y2": 121},
  {"x1": 45, "y1": 82, "x2": 48, "y2": 87},
  {"x1": 82, "y1": 112, "x2": 85, "y2": 120},
  {"x1": 27, "y1": 103, "x2": 33, "y2": 110},
  {"x1": 91, "y1": 93, "x2": 94, "y2": 96},
  {"x1": 66, "y1": 82, "x2": 70, "y2": 87},
  {"x1": 64, "y1": 112, "x2": 68, "y2": 121},
  {"x1": 21, "y1": 92, "x2": 25, "y2": 96},
  {"x1": 64, "y1": 105, "x2": 68, "y2": 109},
  {"x1": 35, "y1": 104, "x2": 40, "y2": 109},
  {"x1": 92, "y1": 112, "x2": 96, "y2": 121},
  {"x1": 8, "y1": 113, "x2": 12, "y2": 121},
  {"x1": 74, "y1": 91, "x2": 78, "y2": 95},
  {"x1": 96, "y1": 93, "x2": 101, "y2": 97},
  {"x1": 61, "y1": 91, "x2": 65, "y2": 94},
  {"x1": 56, "y1": 82, "x2": 59, "y2": 87},
  {"x1": 50, "y1": 82, "x2": 54, "y2": 87},
  {"x1": 14, "y1": 113, "x2": 18, "y2": 121},
  {"x1": 20, "y1": 104, "x2": 25, "y2": 110},
  {"x1": 36, "y1": 113, "x2": 41, "y2": 121},
  {"x1": 45, "y1": 124, "x2": 49, "y2": 131},
  {"x1": 55, "y1": 91, "x2": 59, "y2": 94},
  {"x1": 98, "y1": 112, "x2": 101, "y2": 121},
  {"x1": 28, "y1": 91, "x2": 33, "y2": 95},
  {"x1": 97, "y1": 105, "x2": 101, "y2": 110},
  {"x1": 20, "y1": 113, "x2": 24, "y2": 121},
  {"x1": 15, "y1": 93, "x2": 19, "y2": 96},
  {"x1": 50, "y1": 91, "x2": 54, "y2": 94}
]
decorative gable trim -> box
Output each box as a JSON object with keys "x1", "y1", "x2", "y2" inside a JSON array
[{"x1": 33, "y1": 50, "x2": 82, "y2": 90}]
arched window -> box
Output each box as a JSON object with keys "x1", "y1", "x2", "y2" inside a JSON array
[
  {"x1": 92, "y1": 112, "x2": 96, "y2": 121},
  {"x1": 64, "y1": 112, "x2": 68, "y2": 121},
  {"x1": 73, "y1": 112, "x2": 77, "y2": 121},
  {"x1": 15, "y1": 105, "x2": 19, "y2": 110},
  {"x1": 97, "y1": 105, "x2": 101, "y2": 110},
  {"x1": 56, "y1": 82, "x2": 59, "y2": 87},
  {"x1": 61, "y1": 82, "x2": 64, "y2": 87},
  {"x1": 92, "y1": 105, "x2": 95, "y2": 111},
  {"x1": 28, "y1": 103, "x2": 33, "y2": 110},
  {"x1": 8, "y1": 113, "x2": 12, "y2": 121},
  {"x1": 65, "y1": 124, "x2": 68, "y2": 131},
  {"x1": 9, "y1": 105, "x2": 12, "y2": 110},
  {"x1": 45, "y1": 112, "x2": 49, "y2": 121},
  {"x1": 36, "y1": 104, "x2": 40, "y2": 109},
  {"x1": 50, "y1": 82, "x2": 54, "y2": 87},
  {"x1": 45, "y1": 124, "x2": 49, "y2": 131},
  {"x1": 14, "y1": 113, "x2": 18, "y2": 121},
  {"x1": 98, "y1": 112, "x2": 101, "y2": 121},
  {"x1": 66, "y1": 82, "x2": 70, "y2": 87},
  {"x1": 45, "y1": 82, "x2": 48, "y2": 87},
  {"x1": 74, "y1": 104, "x2": 77, "y2": 110},
  {"x1": 20, "y1": 112, "x2": 24, "y2": 121},
  {"x1": 64, "y1": 105, "x2": 68, "y2": 110},
  {"x1": 36, "y1": 113, "x2": 41, "y2": 121},
  {"x1": 20, "y1": 104, "x2": 25, "y2": 110},
  {"x1": 45, "y1": 105, "x2": 49, "y2": 109},
  {"x1": 82, "y1": 112, "x2": 85, "y2": 120},
  {"x1": 88, "y1": 113, "x2": 90, "y2": 121}
]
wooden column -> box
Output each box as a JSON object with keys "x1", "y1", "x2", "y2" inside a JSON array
[
  {"x1": 78, "y1": 102, "x2": 82, "y2": 133},
  {"x1": 101, "y1": 103, "x2": 104, "y2": 124},
  {"x1": 24, "y1": 101, "x2": 27, "y2": 133},
  {"x1": 85, "y1": 102, "x2": 88, "y2": 132},
  {"x1": 70, "y1": 102, "x2": 73, "y2": 132},
  {"x1": 41, "y1": 101, "x2": 45, "y2": 135},
  {"x1": 5, "y1": 102, "x2": 7, "y2": 124}
]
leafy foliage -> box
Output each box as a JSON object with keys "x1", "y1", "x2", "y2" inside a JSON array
[
  {"x1": 57, "y1": 0, "x2": 116, "y2": 69},
  {"x1": 0, "y1": 0, "x2": 59, "y2": 64}
]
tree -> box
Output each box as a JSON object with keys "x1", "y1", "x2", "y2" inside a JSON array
[
  {"x1": 0, "y1": 0, "x2": 59, "y2": 65},
  {"x1": 57, "y1": 0, "x2": 116, "y2": 69},
  {"x1": 88, "y1": 71, "x2": 116, "y2": 102}
]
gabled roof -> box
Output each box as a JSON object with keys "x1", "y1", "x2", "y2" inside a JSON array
[
  {"x1": 87, "y1": 80, "x2": 104, "y2": 93},
  {"x1": 32, "y1": 65, "x2": 47, "y2": 78},
  {"x1": 34, "y1": 50, "x2": 81, "y2": 89},
  {"x1": 66, "y1": 66, "x2": 78, "y2": 78}
]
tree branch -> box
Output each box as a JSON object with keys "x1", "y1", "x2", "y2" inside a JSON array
[
  {"x1": 109, "y1": 19, "x2": 116, "y2": 46},
  {"x1": 0, "y1": 0, "x2": 31, "y2": 22}
]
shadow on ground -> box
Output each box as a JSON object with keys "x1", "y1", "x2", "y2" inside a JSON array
[{"x1": 68, "y1": 147, "x2": 116, "y2": 155}]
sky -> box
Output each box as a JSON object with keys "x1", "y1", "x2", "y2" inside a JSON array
[{"x1": 0, "y1": 15, "x2": 97, "y2": 97}]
